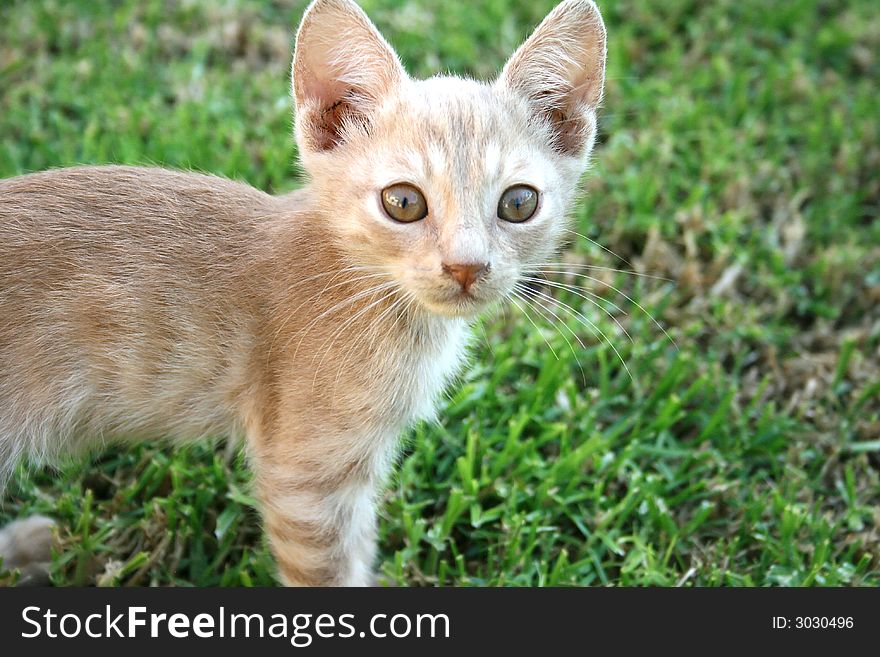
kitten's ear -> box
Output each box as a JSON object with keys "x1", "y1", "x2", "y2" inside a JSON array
[
  {"x1": 498, "y1": 0, "x2": 606, "y2": 158},
  {"x1": 292, "y1": 0, "x2": 405, "y2": 153}
]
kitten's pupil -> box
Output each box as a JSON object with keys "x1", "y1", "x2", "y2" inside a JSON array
[{"x1": 402, "y1": 197, "x2": 408, "y2": 209}]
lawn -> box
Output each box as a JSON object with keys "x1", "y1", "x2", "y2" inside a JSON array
[{"x1": 1, "y1": 0, "x2": 878, "y2": 586}]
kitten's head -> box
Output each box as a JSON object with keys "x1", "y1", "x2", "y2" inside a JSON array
[{"x1": 292, "y1": 0, "x2": 606, "y2": 318}]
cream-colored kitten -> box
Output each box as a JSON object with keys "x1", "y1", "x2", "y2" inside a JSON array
[{"x1": 0, "y1": 0, "x2": 606, "y2": 585}]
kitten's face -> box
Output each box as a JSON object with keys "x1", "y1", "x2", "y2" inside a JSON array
[
  {"x1": 293, "y1": 0, "x2": 606, "y2": 318},
  {"x1": 309, "y1": 77, "x2": 590, "y2": 318}
]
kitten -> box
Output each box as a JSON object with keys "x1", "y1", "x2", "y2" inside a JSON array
[{"x1": 0, "y1": 0, "x2": 606, "y2": 586}]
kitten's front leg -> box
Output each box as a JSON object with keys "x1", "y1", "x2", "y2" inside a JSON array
[{"x1": 250, "y1": 436, "x2": 384, "y2": 587}]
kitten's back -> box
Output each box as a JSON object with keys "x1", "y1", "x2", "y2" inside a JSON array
[{"x1": 0, "y1": 166, "x2": 281, "y2": 480}]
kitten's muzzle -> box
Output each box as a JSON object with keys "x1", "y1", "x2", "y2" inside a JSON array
[{"x1": 441, "y1": 261, "x2": 489, "y2": 292}]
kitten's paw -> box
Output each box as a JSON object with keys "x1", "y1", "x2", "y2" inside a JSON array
[{"x1": 0, "y1": 515, "x2": 56, "y2": 586}]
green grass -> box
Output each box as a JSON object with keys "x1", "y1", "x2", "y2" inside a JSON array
[{"x1": 1, "y1": 0, "x2": 878, "y2": 586}]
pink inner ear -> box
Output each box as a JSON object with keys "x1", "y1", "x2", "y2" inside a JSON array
[
  {"x1": 295, "y1": 34, "x2": 354, "y2": 107},
  {"x1": 300, "y1": 92, "x2": 368, "y2": 153},
  {"x1": 566, "y1": 57, "x2": 605, "y2": 110},
  {"x1": 298, "y1": 69, "x2": 332, "y2": 111},
  {"x1": 545, "y1": 104, "x2": 591, "y2": 157},
  {"x1": 292, "y1": 0, "x2": 406, "y2": 153},
  {"x1": 295, "y1": 52, "x2": 373, "y2": 152}
]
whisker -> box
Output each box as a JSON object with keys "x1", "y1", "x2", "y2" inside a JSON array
[
  {"x1": 508, "y1": 295, "x2": 559, "y2": 360},
  {"x1": 527, "y1": 263, "x2": 674, "y2": 283},
  {"x1": 525, "y1": 270, "x2": 676, "y2": 350},
  {"x1": 331, "y1": 290, "x2": 415, "y2": 394},
  {"x1": 474, "y1": 315, "x2": 495, "y2": 358},
  {"x1": 288, "y1": 280, "x2": 399, "y2": 361},
  {"x1": 518, "y1": 284, "x2": 635, "y2": 385},
  {"x1": 518, "y1": 275, "x2": 635, "y2": 345},
  {"x1": 364, "y1": 290, "x2": 413, "y2": 353},
  {"x1": 522, "y1": 273, "x2": 629, "y2": 315},
  {"x1": 268, "y1": 267, "x2": 391, "y2": 355},
  {"x1": 379, "y1": 293, "x2": 421, "y2": 407},
  {"x1": 560, "y1": 228, "x2": 632, "y2": 267},
  {"x1": 513, "y1": 285, "x2": 588, "y2": 387},
  {"x1": 275, "y1": 264, "x2": 389, "y2": 304},
  {"x1": 302, "y1": 271, "x2": 393, "y2": 309},
  {"x1": 557, "y1": 271, "x2": 678, "y2": 350},
  {"x1": 314, "y1": 281, "x2": 399, "y2": 358},
  {"x1": 286, "y1": 264, "x2": 386, "y2": 288},
  {"x1": 312, "y1": 286, "x2": 402, "y2": 384}
]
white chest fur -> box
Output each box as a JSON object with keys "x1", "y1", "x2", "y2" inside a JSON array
[
  {"x1": 405, "y1": 316, "x2": 470, "y2": 422},
  {"x1": 369, "y1": 315, "x2": 470, "y2": 431}
]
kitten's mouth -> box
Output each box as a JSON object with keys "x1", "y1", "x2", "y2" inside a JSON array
[{"x1": 419, "y1": 290, "x2": 490, "y2": 318}]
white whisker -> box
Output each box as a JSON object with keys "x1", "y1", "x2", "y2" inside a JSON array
[
  {"x1": 527, "y1": 263, "x2": 674, "y2": 282},
  {"x1": 526, "y1": 270, "x2": 676, "y2": 350},
  {"x1": 518, "y1": 275, "x2": 634, "y2": 345},
  {"x1": 509, "y1": 295, "x2": 559, "y2": 360},
  {"x1": 560, "y1": 228, "x2": 632, "y2": 267},
  {"x1": 517, "y1": 283, "x2": 635, "y2": 385},
  {"x1": 311, "y1": 285, "x2": 402, "y2": 381},
  {"x1": 331, "y1": 290, "x2": 415, "y2": 395},
  {"x1": 268, "y1": 267, "x2": 391, "y2": 355},
  {"x1": 513, "y1": 285, "x2": 588, "y2": 386},
  {"x1": 288, "y1": 280, "x2": 399, "y2": 361}
]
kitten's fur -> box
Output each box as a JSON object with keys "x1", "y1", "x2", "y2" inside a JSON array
[{"x1": 0, "y1": 0, "x2": 606, "y2": 585}]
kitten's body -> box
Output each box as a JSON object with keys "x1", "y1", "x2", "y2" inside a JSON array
[
  {"x1": 0, "y1": 165, "x2": 465, "y2": 584},
  {"x1": 0, "y1": 0, "x2": 606, "y2": 585}
]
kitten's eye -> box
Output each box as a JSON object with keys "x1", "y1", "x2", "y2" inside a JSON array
[
  {"x1": 381, "y1": 183, "x2": 428, "y2": 223},
  {"x1": 498, "y1": 185, "x2": 539, "y2": 223}
]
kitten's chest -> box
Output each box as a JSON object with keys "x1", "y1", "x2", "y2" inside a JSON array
[{"x1": 366, "y1": 317, "x2": 469, "y2": 427}]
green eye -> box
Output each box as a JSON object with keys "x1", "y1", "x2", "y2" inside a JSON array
[
  {"x1": 498, "y1": 185, "x2": 539, "y2": 223},
  {"x1": 381, "y1": 183, "x2": 428, "y2": 223}
]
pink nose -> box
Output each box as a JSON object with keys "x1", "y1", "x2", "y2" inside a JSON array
[{"x1": 442, "y1": 262, "x2": 489, "y2": 291}]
